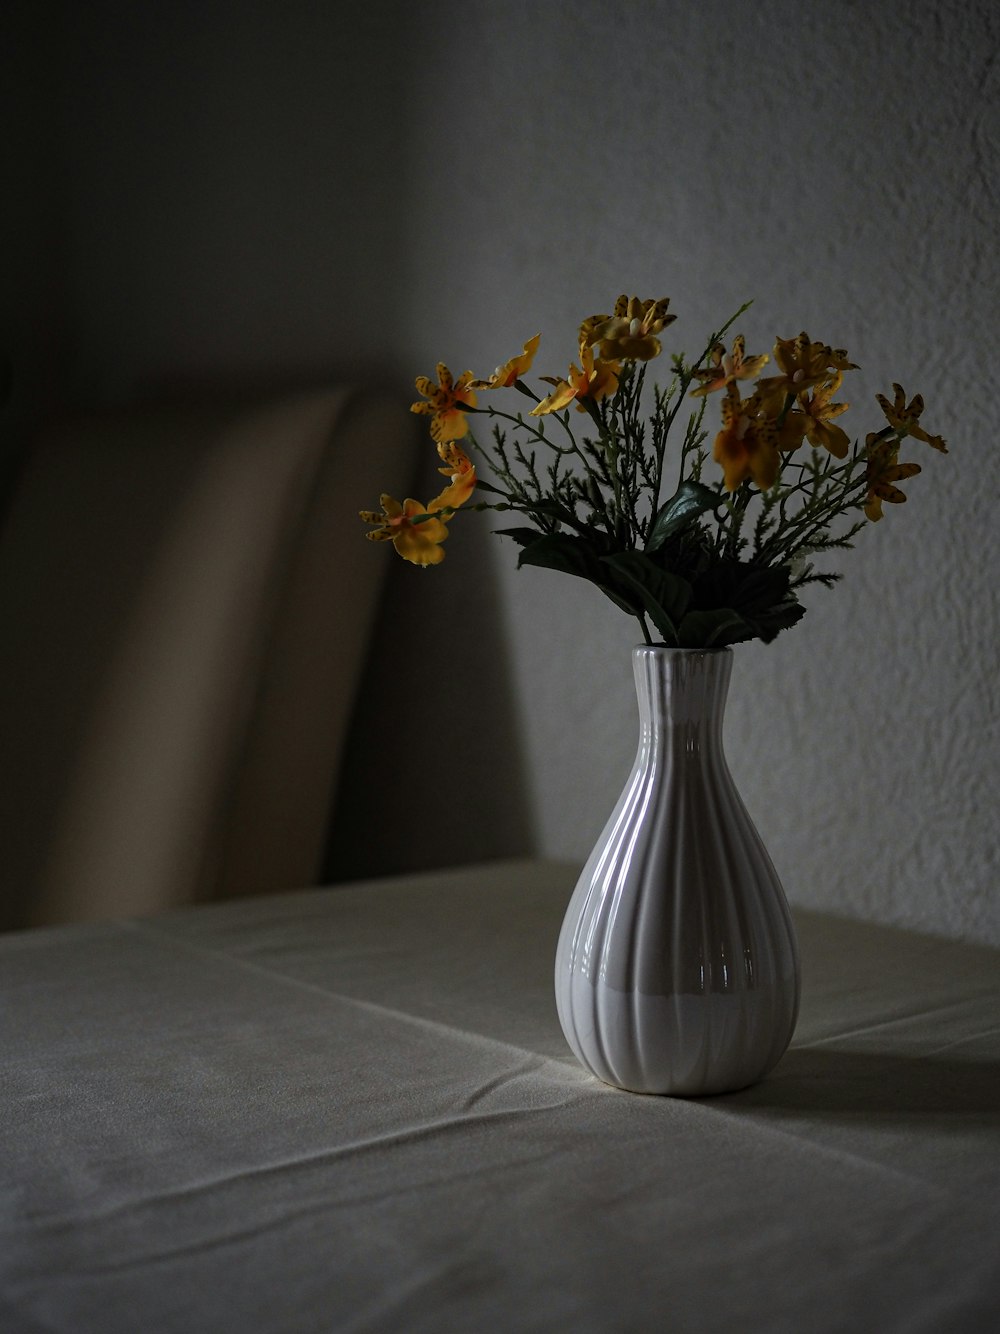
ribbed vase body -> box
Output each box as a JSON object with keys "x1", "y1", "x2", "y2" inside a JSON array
[{"x1": 555, "y1": 646, "x2": 800, "y2": 1096}]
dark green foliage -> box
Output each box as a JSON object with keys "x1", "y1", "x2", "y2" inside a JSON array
[{"x1": 646, "y1": 481, "x2": 720, "y2": 552}]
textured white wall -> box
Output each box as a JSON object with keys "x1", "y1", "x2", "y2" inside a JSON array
[
  {"x1": 8, "y1": 1, "x2": 996, "y2": 943},
  {"x1": 394, "y1": 0, "x2": 998, "y2": 945}
]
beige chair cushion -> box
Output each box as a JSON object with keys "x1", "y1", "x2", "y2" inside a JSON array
[{"x1": 0, "y1": 387, "x2": 417, "y2": 929}]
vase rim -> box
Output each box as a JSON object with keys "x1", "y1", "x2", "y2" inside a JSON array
[{"x1": 633, "y1": 643, "x2": 733, "y2": 656}]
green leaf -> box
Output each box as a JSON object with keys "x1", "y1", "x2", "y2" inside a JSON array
[
  {"x1": 515, "y1": 535, "x2": 644, "y2": 616},
  {"x1": 601, "y1": 552, "x2": 694, "y2": 645},
  {"x1": 744, "y1": 597, "x2": 807, "y2": 644},
  {"x1": 515, "y1": 533, "x2": 599, "y2": 579},
  {"x1": 646, "y1": 481, "x2": 720, "y2": 552},
  {"x1": 690, "y1": 560, "x2": 805, "y2": 644},
  {"x1": 528, "y1": 500, "x2": 574, "y2": 518},
  {"x1": 676, "y1": 608, "x2": 753, "y2": 649},
  {"x1": 495, "y1": 527, "x2": 546, "y2": 549},
  {"x1": 600, "y1": 587, "x2": 647, "y2": 616},
  {"x1": 725, "y1": 563, "x2": 792, "y2": 616}
]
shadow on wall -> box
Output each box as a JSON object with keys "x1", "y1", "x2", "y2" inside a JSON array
[{"x1": 325, "y1": 475, "x2": 537, "y2": 882}]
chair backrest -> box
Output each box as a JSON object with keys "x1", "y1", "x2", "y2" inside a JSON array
[{"x1": 0, "y1": 387, "x2": 417, "y2": 929}]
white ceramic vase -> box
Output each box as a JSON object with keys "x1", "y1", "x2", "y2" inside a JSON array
[{"x1": 555, "y1": 645, "x2": 800, "y2": 1096}]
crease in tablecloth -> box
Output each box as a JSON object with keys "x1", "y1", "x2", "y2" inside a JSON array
[
  {"x1": 921, "y1": 1024, "x2": 1000, "y2": 1057},
  {"x1": 25, "y1": 1085, "x2": 585, "y2": 1246},
  {"x1": 689, "y1": 1086, "x2": 953, "y2": 1195},
  {"x1": 116, "y1": 915, "x2": 1000, "y2": 1200},
  {"x1": 119, "y1": 917, "x2": 584, "y2": 1074},
  {"x1": 336, "y1": 1252, "x2": 505, "y2": 1334},
  {"x1": 794, "y1": 994, "x2": 998, "y2": 1048},
  {"x1": 20, "y1": 1141, "x2": 567, "y2": 1281}
]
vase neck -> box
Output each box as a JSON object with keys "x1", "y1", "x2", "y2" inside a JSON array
[{"x1": 633, "y1": 646, "x2": 732, "y2": 750}]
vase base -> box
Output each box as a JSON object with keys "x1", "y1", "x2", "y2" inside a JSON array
[{"x1": 560, "y1": 972, "x2": 798, "y2": 1097}]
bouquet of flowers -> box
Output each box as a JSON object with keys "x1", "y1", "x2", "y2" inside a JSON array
[{"x1": 361, "y1": 296, "x2": 946, "y2": 648}]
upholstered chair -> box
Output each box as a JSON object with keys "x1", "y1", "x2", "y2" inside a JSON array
[{"x1": 0, "y1": 388, "x2": 417, "y2": 929}]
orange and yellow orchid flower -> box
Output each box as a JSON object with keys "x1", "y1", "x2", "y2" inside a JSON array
[
  {"x1": 876, "y1": 383, "x2": 948, "y2": 453},
  {"x1": 864, "y1": 435, "x2": 921, "y2": 522},
  {"x1": 434, "y1": 441, "x2": 477, "y2": 511},
  {"x1": 757, "y1": 332, "x2": 857, "y2": 404},
  {"x1": 690, "y1": 335, "x2": 769, "y2": 397},
  {"x1": 582, "y1": 295, "x2": 674, "y2": 363},
  {"x1": 471, "y1": 335, "x2": 541, "y2": 390},
  {"x1": 531, "y1": 340, "x2": 620, "y2": 416},
  {"x1": 360, "y1": 442, "x2": 476, "y2": 566},
  {"x1": 359, "y1": 495, "x2": 451, "y2": 565},
  {"x1": 411, "y1": 363, "x2": 477, "y2": 443},
  {"x1": 799, "y1": 372, "x2": 852, "y2": 458},
  {"x1": 712, "y1": 386, "x2": 781, "y2": 492}
]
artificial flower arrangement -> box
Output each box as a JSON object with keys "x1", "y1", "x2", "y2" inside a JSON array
[{"x1": 361, "y1": 296, "x2": 946, "y2": 648}]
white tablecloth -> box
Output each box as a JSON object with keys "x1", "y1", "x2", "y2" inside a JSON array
[{"x1": 2, "y1": 860, "x2": 998, "y2": 1333}]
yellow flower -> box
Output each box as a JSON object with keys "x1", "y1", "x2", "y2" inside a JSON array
[
  {"x1": 689, "y1": 335, "x2": 769, "y2": 397},
  {"x1": 876, "y1": 383, "x2": 947, "y2": 453},
  {"x1": 411, "y1": 363, "x2": 478, "y2": 442},
  {"x1": 712, "y1": 386, "x2": 780, "y2": 491},
  {"x1": 864, "y1": 435, "x2": 921, "y2": 522},
  {"x1": 531, "y1": 340, "x2": 620, "y2": 416},
  {"x1": 772, "y1": 408, "x2": 809, "y2": 454},
  {"x1": 757, "y1": 332, "x2": 857, "y2": 402},
  {"x1": 359, "y1": 494, "x2": 451, "y2": 565},
  {"x1": 799, "y1": 372, "x2": 852, "y2": 459},
  {"x1": 582, "y1": 295, "x2": 675, "y2": 362},
  {"x1": 434, "y1": 441, "x2": 477, "y2": 511},
  {"x1": 471, "y1": 334, "x2": 541, "y2": 390}
]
